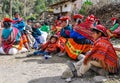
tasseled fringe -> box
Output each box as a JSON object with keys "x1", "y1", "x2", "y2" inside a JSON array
[{"x1": 91, "y1": 57, "x2": 118, "y2": 73}]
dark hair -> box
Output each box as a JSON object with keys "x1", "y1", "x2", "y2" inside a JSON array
[
  {"x1": 27, "y1": 19, "x2": 32, "y2": 23},
  {"x1": 74, "y1": 18, "x2": 82, "y2": 24},
  {"x1": 91, "y1": 28, "x2": 105, "y2": 37},
  {"x1": 14, "y1": 12, "x2": 19, "y2": 16},
  {"x1": 3, "y1": 22, "x2": 11, "y2": 28},
  {"x1": 50, "y1": 36, "x2": 58, "y2": 41},
  {"x1": 44, "y1": 22, "x2": 48, "y2": 25},
  {"x1": 97, "y1": 20, "x2": 101, "y2": 25},
  {"x1": 115, "y1": 19, "x2": 119, "y2": 24}
]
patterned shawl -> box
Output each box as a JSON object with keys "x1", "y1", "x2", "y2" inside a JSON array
[{"x1": 84, "y1": 37, "x2": 119, "y2": 73}]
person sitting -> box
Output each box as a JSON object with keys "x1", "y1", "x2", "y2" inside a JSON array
[
  {"x1": 107, "y1": 17, "x2": 120, "y2": 38},
  {"x1": 32, "y1": 23, "x2": 42, "y2": 49},
  {"x1": 26, "y1": 35, "x2": 61, "y2": 57},
  {"x1": 25, "y1": 19, "x2": 35, "y2": 48},
  {"x1": 60, "y1": 16, "x2": 72, "y2": 38},
  {"x1": 79, "y1": 14, "x2": 95, "y2": 30},
  {"x1": 39, "y1": 22, "x2": 50, "y2": 44},
  {"x1": 12, "y1": 12, "x2": 30, "y2": 51},
  {"x1": 65, "y1": 14, "x2": 93, "y2": 60},
  {"x1": 62, "y1": 25, "x2": 119, "y2": 80},
  {"x1": 0, "y1": 17, "x2": 27, "y2": 55}
]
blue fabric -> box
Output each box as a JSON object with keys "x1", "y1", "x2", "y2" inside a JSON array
[
  {"x1": 2, "y1": 27, "x2": 13, "y2": 39},
  {"x1": 16, "y1": 30, "x2": 21, "y2": 41},
  {"x1": 2, "y1": 27, "x2": 21, "y2": 42},
  {"x1": 32, "y1": 28, "x2": 41, "y2": 37},
  {"x1": 33, "y1": 50, "x2": 49, "y2": 55},
  {"x1": 33, "y1": 36, "x2": 41, "y2": 49},
  {"x1": 13, "y1": 18, "x2": 25, "y2": 31},
  {"x1": 60, "y1": 25, "x2": 72, "y2": 38},
  {"x1": 70, "y1": 29, "x2": 86, "y2": 39}
]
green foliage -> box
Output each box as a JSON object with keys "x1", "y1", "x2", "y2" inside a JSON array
[
  {"x1": 12, "y1": 0, "x2": 24, "y2": 16},
  {"x1": 79, "y1": 0, "x2": 93, "y2": 15},
  {"x1": 25, "y1": 14, "x2": 37, "y2": 21},
  {"x1": 2, "y1": 0, "x2": 10, "y2": 14},
  {"x1": 1, "y1": 0, "x2": 61, "y2": 19},
  {"x1": 33, "y1": 0, "x2": 46, "y2": 14}
]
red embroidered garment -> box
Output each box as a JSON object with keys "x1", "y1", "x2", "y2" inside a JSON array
[
  {"x1": 41, "y1": 41, "x2": 58, "y2": 53},
  {"x1": 84, "y1": 37, "x2": 119, "y2": 73},
  {"x1": 74, "y1": 25, "x2": 94, "y2": 41}
]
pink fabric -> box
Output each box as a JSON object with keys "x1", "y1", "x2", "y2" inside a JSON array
[
  {"x1": 65, "y1": 30, "x2": 70, "y2": 36},
  {"x1": 0, "y1": 28, "x2": 3, "y2": 46},
  {"x1": 113, "y1": 26, "x2": 120, "y2": 34}
]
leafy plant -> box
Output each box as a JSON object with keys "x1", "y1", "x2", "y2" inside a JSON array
[{"x1": 79, "y1": 0, "x2": 93, "y2": 15}]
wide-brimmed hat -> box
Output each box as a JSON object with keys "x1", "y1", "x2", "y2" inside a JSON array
[
  {"x1": 91, "y1": 25, "x2": 107, "y2": 36},
  {"x1": 3, "y1": 17, "x2": 13, "y2": 22},
  {"x1": 111, "y1": 17, "x2": 117, "y2": 21},
  {"x1": 60, "y1": 16, "x2": 70, "y2": 21},
  {"x1": 86, "y1": 14, "x2": 95, "y2": 22},
  {"x1": 73, "y1": 14, "x2": 84, "y2": 19}
]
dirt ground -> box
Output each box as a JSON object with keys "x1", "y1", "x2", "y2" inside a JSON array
[{"x1": 0, "y1": 39, "x2": 120, "y2": 83}]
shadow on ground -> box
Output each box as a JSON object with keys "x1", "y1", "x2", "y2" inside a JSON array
[
  {"x1": 24, "y1": 56, "x2": 69, "y2": 64},
  {"x1": 15, "y1": 54, "x2": 72, "y2": 64},
  {"x1": 28, "y1": 76, "x2": 95, "y2": 83}
]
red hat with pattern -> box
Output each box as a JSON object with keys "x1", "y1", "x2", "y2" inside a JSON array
[
  {"x1": 60, "y1": 16, "x2": 70, "y2": 21},
  {"x1": 111, "y1": 17, "x2": 117, "y2": 21},
  {"x1": 91, "y1": 25, "x2": 107, "y2": 36},
  {"x1": 86, "y1": 14, "x2": 95, "y2": 22},
  {"x1": 73, "y1": 14, "x2": 84, "y2": 19},
  {"x1": 95, "y1": 18, "x2": 100, "y2": 21},
  {"x1": 3, "y1": 17, "x2": 13, "y2": 22}
]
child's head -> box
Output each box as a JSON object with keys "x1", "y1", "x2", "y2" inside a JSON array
[
  {"x1": 91, "y1": 25, "x2": 107, "y2": 40},
  {"x1": 27, "y1": 19, "x2": 32, "y2": 25},
  {"x1": 50, "y1": 35, "x2": 58, "y2": 43},
  {"x1": 3, "y1": 17, "x2": 13, "y2": 28},
  {"x1": 60, "y1": 16, "x2": 70, "y2": 27},
  {"x1": 14, "y1": 12, "x2": 20, "y2": 18},
  {"x1": 33, "y1": 23, "x2": 41, "y2": 28}
]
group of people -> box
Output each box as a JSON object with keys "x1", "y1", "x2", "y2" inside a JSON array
[
  {"x1": 0, "y1": 12, "x2": 50, "y2": 55},
  {"x1": 0, "y1": 12, "x2": 120, "y2": 81}
]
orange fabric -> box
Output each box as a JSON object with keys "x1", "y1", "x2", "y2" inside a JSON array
[
  {"x1": 17, "y1": 34, "x2": 29, "y2": 50},
  {"x1": 84, "y1": 37, "x2": 119, "y2": 73},
  {"x1": 65, "y1": 38, "x2": 92, "y2": 60},
  {"x1": 18, "y1": 37, "x2": 23, "y2": 50},
  {"x1": 41, "y1": 41, "x2": 58, "y2": 53},
  {"x1": 57, "y1": 37, "x2": 66, "y2": 52},
  {"x1": 21, "y1": 34, "x2": 28, "y2": 44}
]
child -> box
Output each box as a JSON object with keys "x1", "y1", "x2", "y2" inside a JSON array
[
  {"x1": 62, "y1": 25, "x2": 119, "y2": 80},
  {"x1": 12, "y1": 12, "x2": 30, "y2": 51},
  {"x1": 32, "y1": 23, "x2": 42, "y2": 49},
  {"x1": 25, "y1": 19, "x2": 35, "y2": 48},
  {"x1": 26, "y1": 35, "x2": 60, "y2": 57}
]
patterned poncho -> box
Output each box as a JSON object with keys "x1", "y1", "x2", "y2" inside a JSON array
[{"x1": 84, "y1": 37, "x2": 119, "y2": 73}]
